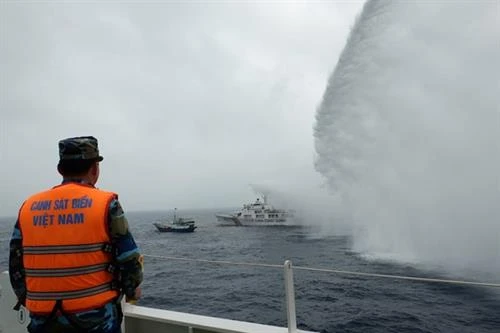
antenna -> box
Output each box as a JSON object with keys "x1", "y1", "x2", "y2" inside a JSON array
[{"x1": 249, "y1": 183, "x2": 271, "y2": 202}]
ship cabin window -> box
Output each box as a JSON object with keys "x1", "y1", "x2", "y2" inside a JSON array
[
  {"x1": 255, "y1": 210, "x2": 262, "y2": 214},
  {"x1": 256, "y1": 214, "x2": 264, "y2": 218}
]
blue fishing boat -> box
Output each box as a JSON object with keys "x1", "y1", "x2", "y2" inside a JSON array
[{"x1": 153, "y1": 208, "x2": 197, "y2": 233}]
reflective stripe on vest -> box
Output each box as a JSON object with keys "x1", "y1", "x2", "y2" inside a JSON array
[
  {"x1": 19, "y1": 182, "x2": 120, "y2": 314},
  {"x1": 25, "y1": 263, "x2": 110, "y2": 277},
  {"x1": 27, "y1": 283, "x2": 114, "y2": 300},
  {"x1": 23, "y1": 242, "x2": 111, "y2": 254}
]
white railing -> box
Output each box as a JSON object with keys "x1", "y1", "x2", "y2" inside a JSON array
[
  {"x1": 138, "y1": 254, "x2": 500, "y2": 332},
  {"x1": 141, "y1": 255, "x2": 302, "y2": 332},
  {"x1": 142, "y1": 254, "x2": 500, "y2": 288},
  {"x1": 0, "y1": 263, "x2": 314, "y2": 333},
  {"x1": 1, "y1": 254, "x2": 499, "y2": 333},
  {"x1": 284, "y1": 260, "x2": 297, "y2": 333}
]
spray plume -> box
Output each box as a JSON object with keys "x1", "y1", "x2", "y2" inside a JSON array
[{"x1": 314, "y1": 0, "x2": 500, "y2": 278}]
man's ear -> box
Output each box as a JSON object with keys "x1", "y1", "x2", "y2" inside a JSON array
[{"x1": 90, "y1": 162, "x2": 99, "y2": 177}]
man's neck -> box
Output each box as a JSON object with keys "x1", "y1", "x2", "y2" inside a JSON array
[{"x1": 61, "y1": 177, "x2": 95, "y2": 186}]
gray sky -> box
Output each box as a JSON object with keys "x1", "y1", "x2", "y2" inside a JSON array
[{"x1": 0, "y1": 1, "x2": 364, "y2": 215}]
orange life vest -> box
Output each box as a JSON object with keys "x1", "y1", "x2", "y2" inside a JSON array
[{"x1": 18, "y1": 182, "x2": 120, "y2": 315}]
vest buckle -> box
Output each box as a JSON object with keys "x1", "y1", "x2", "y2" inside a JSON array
[
  {"x1": 107, "y1": 263, "x2": 117, "y2": 274},
  {"x1": 102, "y1": 243, "x2": 114, "y2": 253}
]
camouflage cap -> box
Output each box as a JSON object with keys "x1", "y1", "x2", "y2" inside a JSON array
[{"x1": 58, "y1": 136, "x2": 104, "y2": 161}]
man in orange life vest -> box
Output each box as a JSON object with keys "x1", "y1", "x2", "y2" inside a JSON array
[{"x1": 9, "y1": 136, "x2": 143, "y2": 333}]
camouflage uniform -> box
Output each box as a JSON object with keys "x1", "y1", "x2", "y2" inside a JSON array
[{"x1": 9, "y1": 136, "x2": 143, "y2": 333}]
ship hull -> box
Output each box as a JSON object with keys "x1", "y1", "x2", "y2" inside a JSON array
[
  {"x1": 215, "y1": 214, "x2": 242, "y2": 226},
  {"x1": 215, "y1": 214, "x2": 293, "y2": 226},
  {"x1": 153, "y1": 222, "x2": 197, "y2": 233}
]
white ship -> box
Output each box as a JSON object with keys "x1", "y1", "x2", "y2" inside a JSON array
[{"x1": 215, "y1": 195, "x2": 295, "y2": 226}]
